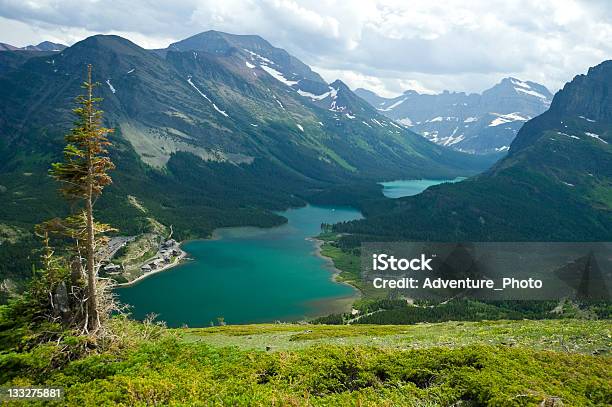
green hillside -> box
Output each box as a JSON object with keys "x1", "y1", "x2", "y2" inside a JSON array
[{"x1": 1, "y1": 318, "x2": 609, "y2": 406}]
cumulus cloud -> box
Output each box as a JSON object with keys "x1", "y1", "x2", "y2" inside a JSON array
[{"x1": 0, "y1": 0, "x2": 610, "y2": 96}]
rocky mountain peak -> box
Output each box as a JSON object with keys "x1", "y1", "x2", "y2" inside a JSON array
[
  {"x1": 356, "y1": 77, "x2": 553, "y2": 154},
  {"x1": 547, "y1": 60, "x2": 612, "y2": 122}
]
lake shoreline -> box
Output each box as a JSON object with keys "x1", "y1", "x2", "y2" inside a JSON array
[
  {"x1": 117, "y1": 205, "x2": 363, "y2": 326},
  {"x1": 304, "y1": 237, "x2": 361, "y2": 315},
  {"x1": 115, "y1": 176, "x2": 445, "y2": 290},
  {"x1": 116, "y1": 218, "x2": 295, "y2": 289},
  {"x1": 115, "y1": 247, "x2": 189, "y2": 288},
  {"x1": 380, "y1": 177, "x2": 466, "y2": 199},
  {"x1": 309, "y1": 237, "x2": 360, "y2": 292},
  {"x1": 117, "y1": 182, "x2": 461, "y2": 325}
]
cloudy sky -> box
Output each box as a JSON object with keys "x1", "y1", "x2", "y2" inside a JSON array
[{"x1": 1, "y1": 0, "x2": 611, "y2": 97}]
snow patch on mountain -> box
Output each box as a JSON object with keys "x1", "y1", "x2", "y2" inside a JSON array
[
  {"x1": 444, "y1": 134, "x2": 465, "y2": 146},
  {"x1": 378, "y1": 98, "x2": 406, "y2": 111},
  {"x1": 212, "y1": 104, "x2": 229, "y2": 117},
  {"x1": 397, "y1": 117, "x2": 413, "y2": 126},
  {"x1": 557, "y1": 131, "x2": 580, "y2": 140},
  {"x1": 243, "y1": 49, "x2": 273, "y2": 64},
  {"x1": 422, "y1": 130, "x2": 439, "y2": 142},
  {"x1": 272, "y1": 94, "x2": 285, "y2": 110},
  {"x1": 427, "y1": 116, "x2": 457, "y2": 123},
  {"x1": 328, "y1": 87, "x2": 346, "y2": 112},
  {"x1": 510, "y1": 78, "x2": 531, "y2": 89},
  {"x1": 488, "y1": 112, "x2": 529, "y2": 127},
  {"x1": 187, "y1": 76, "x2": 211, "y2": 101},
  {"x1": 241, "y1": 48, "x2": 302, "y2": 87},
  {"x1": 297, "y1": 88, "x2": 333, "y2": 101},
  {"x1": 371, "y1": 118, "x2": 384, "y2": 127},
  {"x1": 585, "y1": 132, "x2": 608, "y2": 144},
  {"x1": 106, "y1": 79, "x2": 116, "y2": 94},
  {"x1": 328, "y1": 87, "x2": 338, "y2": 99},
  {"x1": 515, "y1": 87, "x2": 549, "y2": 100},
  {"x1": 187, "y1": 76, "x2": 229, "y2": 117},
  {"x1": 260, "y1": 65, "x2": 298, "y2": 86}
]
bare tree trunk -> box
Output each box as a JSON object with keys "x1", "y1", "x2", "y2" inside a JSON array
[
  {"x1": 85, "y1": 64, "x2": 100, "y2": 333},
  {"x1": 85, "y1": 195, "x2": 99, "y2": 332}
]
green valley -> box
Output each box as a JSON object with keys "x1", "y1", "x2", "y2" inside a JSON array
[
  {"x1": 0, "y1": 9, "x2": 611, "y2": 406},
  {"x1": 0, "y1": 32, "x2": 494, "y2": 293}
]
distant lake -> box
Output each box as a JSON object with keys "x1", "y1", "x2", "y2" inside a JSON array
[
  {"x1": 117, "y1": 205, "x2": 362, "y2": 327},
  {"x1": 380, "y1": 177, "x2": 466, "y2": 198}
]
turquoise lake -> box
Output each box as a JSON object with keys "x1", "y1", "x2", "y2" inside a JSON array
[
  {"x1": 380, "y1": 177, "x2": 466, "y2": 198},
  {"x1": 117, "y1": 179, "x2": 459, "y2": 327},
  {"x1": 117, "y1": 205, "x2": 362, "y2": 327}
]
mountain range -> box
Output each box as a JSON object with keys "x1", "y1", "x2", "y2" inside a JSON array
[
  {"x1": 356, "y1": 78, "x2": 553, "y2": 154},
  {"x1": 0, "y1": 31, "x2": 612, "y2": 296},
  {"x1": 1, "y1": 29, "x2": 609, "y2": 279},
  {"x1": 0, "y1": 31, "x2": 496, "y2": 278},
  {"x1": 0, "y1": 41, "x2": 67, "y2": 52},
  {"x1": 338, "y1": 61, "x2": 612, "y2": 241}
]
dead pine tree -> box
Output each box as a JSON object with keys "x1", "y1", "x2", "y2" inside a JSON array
[{"x1": 50, "y1": 64, "x2": 115, "y2": 334}]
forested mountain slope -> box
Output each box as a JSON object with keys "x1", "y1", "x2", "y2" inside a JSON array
[
  {"x1": 337, "y1": 61, "x2": 612, "y2": 241},
  {"x1": 0, "y1": 33, "x2": 492, "y2": 226},
  {"x1": 0, "y1": 32, "x2": 493, "y2": 278}
]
